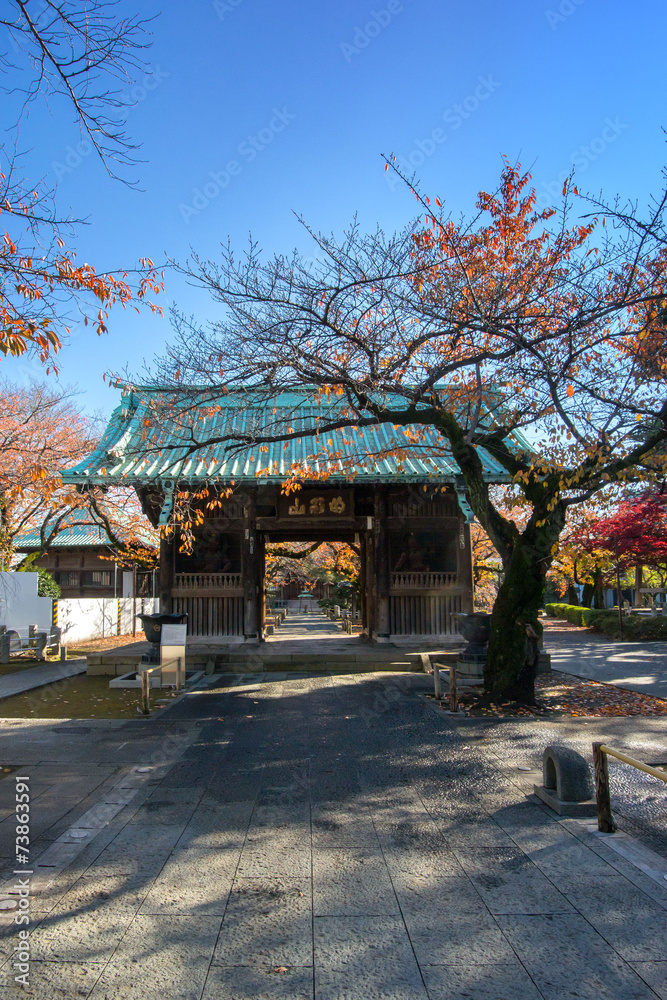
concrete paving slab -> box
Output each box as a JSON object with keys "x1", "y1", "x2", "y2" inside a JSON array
[
  {"x1": 312, "y1": 848, "x2": 399, "y2": 916},
  {"x1": 314, "y1": 915, "x2": 428, "y2": 1000},
  {"x1": 0, "y1": 659, "x2": 86, "y2": 700},
  {"x1": 236, "y1": 837, "x2": 311, "y2": 879},
  {"x1": 213, "y1": 877, "x2": 312, "y2": 967},
  {"x1": 391, "y1": 874, "x2": 487, "y2": 916},
  {"x1": 453, "y1": 847, "x2": 576, "y2": 915},
  {"x1": 311, "y1": 802, "x2": 377, "y2": 848},
  {"x1": 556, "y1": 874, "x2": 667, "y2": 961},
  {"x1": 88, "y1": 914, "x2": 221, "y2": 1000},
  {"x1": 0, "y1": 958, "x2": 104, "y2": 998},
  {"x1": 202, "y1": 965, "x2": 314, "y2": 1000},
  {"x1": 139, "y1": 847, "x2": 236, "y2": 915},
  {"x1": 498, "y1": 912, "x2": 658, "y2": 1000},
  {"x1": 404, "y1": 911, "x2": 516, "y2": 967},
  {"x1": 29, "y1": 903, "x2": 138, "y2": 963},
  {"x1": 421, "y1": 961, "x2": 543, "y2": 1000},
  {"x1": 630, "y1": 961, "x2": 667, "y2": 1000}
]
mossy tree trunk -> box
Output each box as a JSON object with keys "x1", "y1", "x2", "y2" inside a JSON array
[
  {"x1": 431, "y1": 410, "x2": 568, "y2": 702},
  {"x1": 484, "y1": 512, "x2": 564, "y2": 702}
]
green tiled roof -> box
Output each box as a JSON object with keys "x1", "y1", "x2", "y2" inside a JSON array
[
  {"x1": 62, "y1": 385, "x2": 529, "y2": 487},
  {"x1": 15, "y1": 508, "x2": 157, "y2": 551}
]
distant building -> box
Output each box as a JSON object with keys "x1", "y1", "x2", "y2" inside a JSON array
[{"x1": 15, "y1": 509, "x2": 157, "y2": 599}]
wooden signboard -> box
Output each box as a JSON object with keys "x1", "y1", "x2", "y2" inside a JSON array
[{"x1": 277, "y1": 489, "x2": 354, "y2": 520}]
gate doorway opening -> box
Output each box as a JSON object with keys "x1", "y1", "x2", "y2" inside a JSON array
[{"x1": 263, "y1": 537, "x2": 362, "y2": 643}]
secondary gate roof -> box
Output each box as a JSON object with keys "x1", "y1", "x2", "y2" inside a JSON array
[{"x1": 63, "y1": 385, "x2": 528, "y2": 487}]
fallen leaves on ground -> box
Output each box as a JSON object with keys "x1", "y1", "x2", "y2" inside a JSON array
[
  {"x1": 453, "y1": 670, "x2": 667, "y2": 718},
  {"x1": 66, "y1": 633, "x2": 146, "y2": 654}
]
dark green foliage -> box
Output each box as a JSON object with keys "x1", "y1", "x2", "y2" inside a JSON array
[
  {"x1": 544, "y1": 603, "x2": 667, "y2": 640},
  {"x1": 36, "y1": 569, "x2": 60, "y2": 598}
]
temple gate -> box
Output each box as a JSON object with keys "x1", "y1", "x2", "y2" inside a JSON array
[{"x1": 63, "y1": 386, "x2": 517, "y2": 643}]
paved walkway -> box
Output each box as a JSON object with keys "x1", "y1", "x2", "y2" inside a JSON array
[
  {"x1": 0, "y1": 658, "x2": 86, "y2": 700},
  {"x1": 1, "y1": 672, "x2": 667, "y2": 997},
  {"x1": 544, "y1": 624, "x2": 667, "y2": 698},
  {"x1": 267, "y1": 610, "x2": 353, "y2": 644}
]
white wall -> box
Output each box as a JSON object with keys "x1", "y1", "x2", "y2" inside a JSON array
[
  {"x1": 0, "y1": 572, "x2": 53, "y2": 632},
  {"x1": 56, "y1": 597, "x2": 159, "y2": 644}
]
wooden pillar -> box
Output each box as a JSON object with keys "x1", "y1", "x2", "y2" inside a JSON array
[
  {"x1": 243, "y1": 491, "x2": 260, "y2": 641},
  {"x1": 374, "y1": 489, "x2": 390, "y2": 642},
  {"x1": 366, "y1": 521, "x2": 376, "y2": 638},
  {"x1": 159, "y1": 536, "x2": 174, "y2": 613},
  {"x1": 258, "y1": 532, "x2": 266, "y2": 634},
  {"x1": 459, "y1": 520, "x2": 474, "y2": 613},
  {"x1": 359, "y1": 533, "x2": 367, "y2": 631}
]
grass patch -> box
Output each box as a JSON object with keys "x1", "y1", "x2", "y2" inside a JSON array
[{"x1": 0, "y1": 675, "x2": 178, "y2": 719}]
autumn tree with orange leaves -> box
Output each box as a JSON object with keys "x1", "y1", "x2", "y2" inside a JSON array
[
  {"x1": 0, "y1": 377, "x2": 157, "y2": 571},
  {"x1": 153, "y1": 159, "x2": 667, "y2": 702},
  {"x1": 266, "y1": 541, "x2": 359, "y2": 596},
  {"x1": 0, "y1": 1, "x2": 162, "y2": 370}
]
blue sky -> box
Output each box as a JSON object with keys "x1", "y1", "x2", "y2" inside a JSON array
[{"x1": 5, "y1": 0, "x2": 667, "y2": 416}]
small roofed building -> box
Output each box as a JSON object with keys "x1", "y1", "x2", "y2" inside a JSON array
[
  {"x1": 15, "y1": 508, "x2": 158, "y2": 599},
  {"x1": 61, "y1": 386, "x2": 524, "y2": 642}
]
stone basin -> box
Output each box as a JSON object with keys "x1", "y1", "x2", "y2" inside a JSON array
[{"x1": 455, "y1": 612, "x2": 492, "y2": 644}]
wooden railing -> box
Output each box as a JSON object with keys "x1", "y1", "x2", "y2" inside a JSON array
[
  {"x1": 173, "y1": 573, "x2": 242, "y2": 593},
  {"x1": 391, "y1": 571, "x2": 458, "y2": 590},
  {"x1": 390, "y1": 592, "x2": 463, "y2": 635},
  {"x1": 593, "y1": 742, "x2": 667, "y2": 833}
]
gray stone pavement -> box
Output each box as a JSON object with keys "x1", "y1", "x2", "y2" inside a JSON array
[
  {"x1": 544, "y1": 623, "x2": 667, "y2": 698},
  {"x1": 0, "y1": 672, "x2": 666, "y2": 998},
  {"x1": 0, "y1": 659, "x2": 86, "y2": 700}
]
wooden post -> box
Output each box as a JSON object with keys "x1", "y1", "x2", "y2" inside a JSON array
[
  {"x1": 243, "y1": 491, "x2": 259, "y2": 641},
  {"x1": 159, "y1": 536, "x2": 174, "y2": 614},
  {"x1": 592, "y1": 742, "x2": 616, "y2": 833},
  {"x1": 359, "y1": 533, "x2": 367, "y2": 633},
  {"x1": 366, "y1": 520, "x2": 376, "y2": 638},
  {"x1": 459, "y1": 519, "x2": 474, "y2": 614},
  {"x1": 614, "y1": 537, "x2": 623, "y2": 639},
  {"x1": 374, "y1": 489, "x2": 390, "y2": 641},
  {"x1": 449, "y1": 661, "x2": 458, "y2": 712},
  {"x1": 141, "y1": 669, "x2": 150, "y2": 715}
]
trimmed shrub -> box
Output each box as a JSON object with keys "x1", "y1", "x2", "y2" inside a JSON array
[{"x1": 545, "y1": 602, "x2": 667, "y2": 640}]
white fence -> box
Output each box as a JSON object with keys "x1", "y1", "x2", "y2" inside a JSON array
[{"x1": 56, "y1": 597, "x2": 159, "y2": 645}]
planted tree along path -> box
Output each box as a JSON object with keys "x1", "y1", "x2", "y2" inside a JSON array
[{"x1": 1, "y1": 672, "x2": 667, "y2": 998}]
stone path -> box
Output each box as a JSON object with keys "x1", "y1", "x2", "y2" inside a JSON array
[
  {"x1": 268, "y1": 610, "x2": 348, "y2": 642},
  {"x1": 1, "y1": 672, "x2": 667, "y2": 998},
  {"x1": 543, "y1": 624, "x2": 667, "y2": 698},
  {"x1": 0, "y1": 658, "x2": 86, "y2": 700}
]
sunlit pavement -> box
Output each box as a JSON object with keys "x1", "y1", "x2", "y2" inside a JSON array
[
  {"x1": 544, "y1": 624, "x2": 667, "y2": 699},
  {"x1": 1, "y1": 671, "x2": 667, "y2": 998}
]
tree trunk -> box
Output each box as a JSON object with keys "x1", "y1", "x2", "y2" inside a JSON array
[
  {"x1": 485, "y1": 516, "x2": 563, "y2": 702},
  {"x1": 581, "y1": 582, "x2": 594, "y2": 608}
]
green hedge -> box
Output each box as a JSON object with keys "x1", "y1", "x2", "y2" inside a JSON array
[{"x1": 544, "y1": 603, "x2": 667, "y2": 640}]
